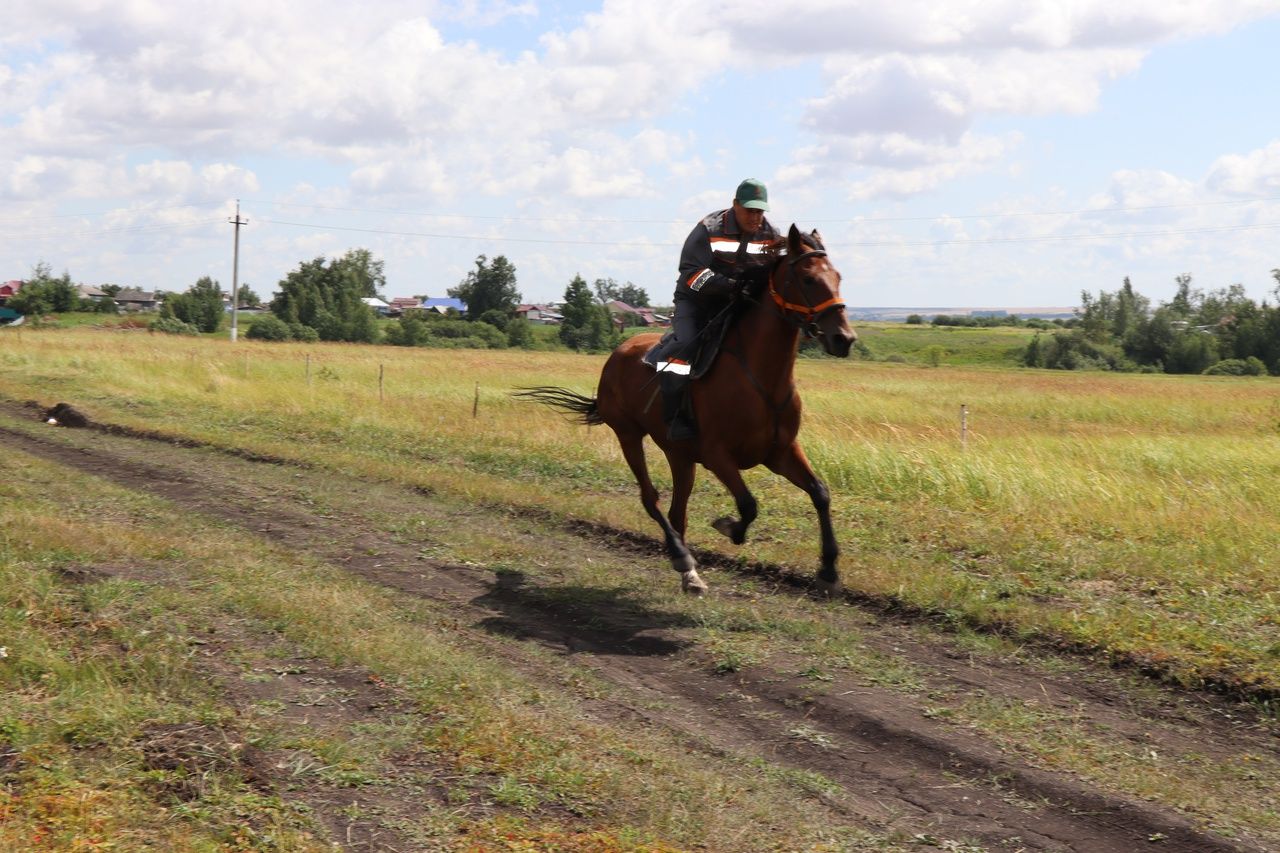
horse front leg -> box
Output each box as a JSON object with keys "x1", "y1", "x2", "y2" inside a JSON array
[
  {"x1": 767, "y1": 443, "x2": 840, "y2": 595},
  {"x1": 704, "y1": 459, "x2": 759, "y2": 546},
  {"x1": 619, "y1": 434, "x2": 705, "y2": 594}
]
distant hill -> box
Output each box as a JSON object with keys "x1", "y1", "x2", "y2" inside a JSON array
[{"x1": 848, "y1": 306, "x2": 1077, "y2": 322}]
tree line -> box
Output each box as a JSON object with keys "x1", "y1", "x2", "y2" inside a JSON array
[
  {"x1": 1023, "y1": 271, "x2": 1280, "y2": 375},
  {"x1": 9, "y1": 249, "x2": 655, "y2": 353}
]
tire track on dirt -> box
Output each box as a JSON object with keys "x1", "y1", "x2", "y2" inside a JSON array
[{"x1": 1, "y1": 411, "x2": 1269, "y2": 852}]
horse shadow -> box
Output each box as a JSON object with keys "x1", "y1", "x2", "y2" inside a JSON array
[{"x1": 472, "y1": 570, "x2": 695, "y2": 657}]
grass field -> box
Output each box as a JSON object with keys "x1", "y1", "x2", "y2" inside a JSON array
[
  {"x1": 3, "y1": 322, "x2": 1280, "y2": 850},
  {"x1": 2, "y1": 323, "x2": 1277, "y2": 702}
]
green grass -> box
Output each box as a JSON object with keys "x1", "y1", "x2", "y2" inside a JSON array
[
  {"x1": 2, "y1": 326, "x2": 1278, "y2": 703},
  {"x1": 852, "y1": 322, "x2": 1038, "y2": 366},
  {"x1": 0, "y1": 437, "x2": 910, "y2": 851}
]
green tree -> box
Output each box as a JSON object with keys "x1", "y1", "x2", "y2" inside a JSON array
[
  {"x1": 331, "y1": 248, "x2": 386, "y2": 298},
  {"x1": 506, "y1": 317, "x2": 534, "y2": 348},
  {"x1": 269, "y1": 251, "x2": 382, "y2": 343},
  {"x1": 1166, "y1": 331, "x2": 1218, "y2": 374},
  {"x1": 162, "y1": 276, "x2": 225, "y2": 333},
  {"x1": 1077, "y1": 289, "x2": 1116, "y2": 342},
  {"x1": 1169, "y1": 273, "x2": 1196, "y2": 318},
  {"x1": 1112, "y1": 277, "x2": 1148, "y2": 342},
  {"x1": 384, "y1": 311, "x2": 431, "y2": 347},
  {"x1": 560, "y1": 274, "x2": 594, "y2": 346},
  {"x1": 245, "y1": 315, "x2": 292, "y2": 341},
  {"x1": 593, "y1": 278, "x2": 651, "y2": 308},
  {"x1": 560, "y1": 274, "x2": 619, "y2": 351},
  {"x1": 237, "y1": 284, "x2": 263, "y2": 308},
  {"x1": 7, "y1": 262, "x2": 78, "y2": 315},
  {"x1": 449, "y1": 255, "x2": 521, "y2": 321}
]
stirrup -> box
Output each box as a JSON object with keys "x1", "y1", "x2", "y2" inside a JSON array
[{"x1": 667, "y1": 417, "x2": 697, "y2": 441}]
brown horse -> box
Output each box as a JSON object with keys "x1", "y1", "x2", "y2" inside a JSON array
[{"x1": 519, "y1": 224, "x2": 855, "y2": 595}]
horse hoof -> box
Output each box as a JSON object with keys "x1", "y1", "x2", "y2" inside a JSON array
[
  {"x1": 681, "y1": 569, "x2": 709, "y2": 595},
  {"x1": 711, "y1": 517, "x2": 736, "y2": 539},
  {"x1": 815, "y1": 576, "x2": 842, "y2": 597}
]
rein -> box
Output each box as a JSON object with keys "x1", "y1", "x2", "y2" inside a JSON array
[
  {"x1": 725, "y1": 245, "x2": 836, "y2": 454},
  {"x1": 767, "y1": 248, "x2": 845, "y2": 338}
]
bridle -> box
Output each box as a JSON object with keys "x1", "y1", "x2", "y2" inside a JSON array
[{"x1": 767, "y1": 247, "x2": 845, "y2": 339}]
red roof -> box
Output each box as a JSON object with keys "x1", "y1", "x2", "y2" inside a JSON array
[{"x1": 0, "y1": 280, "x2": 23, "y2": 298}]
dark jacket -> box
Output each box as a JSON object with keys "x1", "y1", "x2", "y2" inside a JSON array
[{"x1": 675, "y1": 208, "x2": 778, "y2": 305}]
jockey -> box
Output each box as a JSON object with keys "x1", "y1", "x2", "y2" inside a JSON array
[{"x1": 662, "y1": 178, "x2": 779, "y2": 440}]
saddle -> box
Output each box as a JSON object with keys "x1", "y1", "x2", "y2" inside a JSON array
[{"x1": 641, "y1": 304, "x2": 738, "y2": 380}]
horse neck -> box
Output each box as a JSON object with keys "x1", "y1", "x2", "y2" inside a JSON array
[{"x1": 734, "y1": 288, "x2": 800, "y2": 394}]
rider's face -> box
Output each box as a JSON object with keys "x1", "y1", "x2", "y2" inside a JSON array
[{"x1": 733, "y1": 201, "x2": 765, "y2": 236}]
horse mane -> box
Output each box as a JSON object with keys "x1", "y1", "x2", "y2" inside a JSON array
[{"x1": 738, "y1": 227, "x2": 824, "y2": 304}]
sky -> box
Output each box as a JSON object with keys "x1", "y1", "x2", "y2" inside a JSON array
[{"x1": 3, "y1": 0, "x2": 1280, "y2": 310}]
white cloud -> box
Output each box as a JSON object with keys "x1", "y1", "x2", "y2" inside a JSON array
[
  {"x1": 1205, "y1": 140, "x2": 1280, "y2": 196},
  {"x1": 4, "y1": 1, "x2": 1280, "y2": 303}
]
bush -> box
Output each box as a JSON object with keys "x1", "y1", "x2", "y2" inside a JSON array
[
  {"x1": 384, "y1": 313, "x2": 431, "y2": 347},
  {"x1": 246, "y1": 315, "x2": 291, "y2": 341},
  {"x1": 506, "y1": 318, "x2": 534, "y2": 348},
  {"x1": 1203, "y1": 357, "x2": 1267, "y2": 376},
  {"x1": 289, "y1": 323, "x2": 319, "y2": 342},
  {"x1": 1023, "y1": 331, "x2": 1137, "y2": 371},
  {"x1": 149, "y1": 316, "x2": 200, "y2": 336},
  {"x1": 477, "y1": 308, "x2": 510, "y2": 331}
]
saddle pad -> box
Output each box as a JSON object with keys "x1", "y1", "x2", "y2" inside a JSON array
[{"x1": 641, "y1": 311, "x2": 734, "y2": 380}]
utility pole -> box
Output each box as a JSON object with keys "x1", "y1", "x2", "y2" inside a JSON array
[{"x1": 228, "y1": 200, "x2": 248, "y2": 341}]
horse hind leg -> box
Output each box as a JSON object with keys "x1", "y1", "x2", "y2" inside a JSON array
[{"x1": 617, "y1": 432, "x2": 706, "y2": 594}]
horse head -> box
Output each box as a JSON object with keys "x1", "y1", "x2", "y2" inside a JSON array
[{"x1": 765, "y1": 224, "x2": 856, "y2": 357}]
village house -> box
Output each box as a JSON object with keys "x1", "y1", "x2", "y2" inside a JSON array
[
  {"x1": 604, "y1": 300, "x2": 668, "y2": 328},
  {"x1": 114, "y1": 289, "x2": 161, "y2": 312},
  {"x1": 387, "y1": 296, "x2": 421, "y2": 315},
  {"x1": 0, "y1": 280, "x2": 22, "y2": 303},
  {"x1": 515, "y1": 304, "x2": 563, "y2": 325},
  {"x1": 420, "y1": 297, "x2": 466, "y2": 315}
]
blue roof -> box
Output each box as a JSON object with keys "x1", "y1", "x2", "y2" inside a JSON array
[{"x1": 421, "y1": 297, "x2": 466, "y2": 310}]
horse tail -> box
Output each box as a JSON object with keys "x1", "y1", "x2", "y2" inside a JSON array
[{"x1": 512, "y1": 386, "x2": 605, "y2": 426}]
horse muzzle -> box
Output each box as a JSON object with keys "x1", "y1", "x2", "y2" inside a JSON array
[{"x1": 813, "y1": 310, "x2": 856, "y2": 358}]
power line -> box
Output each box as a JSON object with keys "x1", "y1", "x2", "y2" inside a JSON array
[
  {"x1": 247, "y1": 199, "x2": 683, "y2": 225},
  {"x1": 256, "y1": 217, "x2": 656, "y2": 246},
  {"x1": 246, "y1": 194, "x2": 1280, "y2": 225},
  {"x1": 0, "y1": 218, "x2": 224, "y2": 240},
  {"x1": 257, "y1": 215, "x2": 1280, "y2": 249},
  {"x1": 0, "y1": 203, "x2": 215, "y2": 225},
  {"x1": 843, "y1": 221, "x2": 1280, "y2": 248}
]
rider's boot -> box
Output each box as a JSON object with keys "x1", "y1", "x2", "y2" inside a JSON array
[{"x1": 660, "y1": 370, "x2": 697, "y2": 441}]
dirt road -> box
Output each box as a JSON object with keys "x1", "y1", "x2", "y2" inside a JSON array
[{"x1": 2, "y1": 400, "x2": 1275, "y2": 852}]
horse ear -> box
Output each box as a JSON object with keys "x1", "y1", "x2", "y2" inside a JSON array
[
  {"x1": 810, "y1": 229, "x2": 824, "y2": 247},
  {"x1": 787, "y1": 223, "x2": 803, "y2": 254}
]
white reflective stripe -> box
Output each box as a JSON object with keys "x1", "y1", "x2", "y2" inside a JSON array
[
  {"x1": 688, "y1": 269, "x2": 714, "y2": 292},
  {"x1": 656, "y1": 361, "x2": 692, "y2": 375},
  {"x1": 709, "y1": 238, "x2": 769, "y2": 254}
]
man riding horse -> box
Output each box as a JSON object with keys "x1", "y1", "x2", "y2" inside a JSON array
[{"x1": 661, "y1": 178, "x2": 779, "y2": 440}]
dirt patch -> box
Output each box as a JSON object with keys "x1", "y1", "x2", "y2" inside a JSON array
[
  {"x1": 138, "y1": 722, "x2": 274, "y2": 801},
  {"x1": 1, "y1": 403, "x2": 1276, "y2": 852}
]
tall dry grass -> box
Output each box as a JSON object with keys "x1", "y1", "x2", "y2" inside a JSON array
[{"x1": 3, "y1": 328, "x2": 1278, "y2": 697}]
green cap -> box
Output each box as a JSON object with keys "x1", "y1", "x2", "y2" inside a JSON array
[{"x1": 734, "y1": 178, "x2": 769, "y2": 211}]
